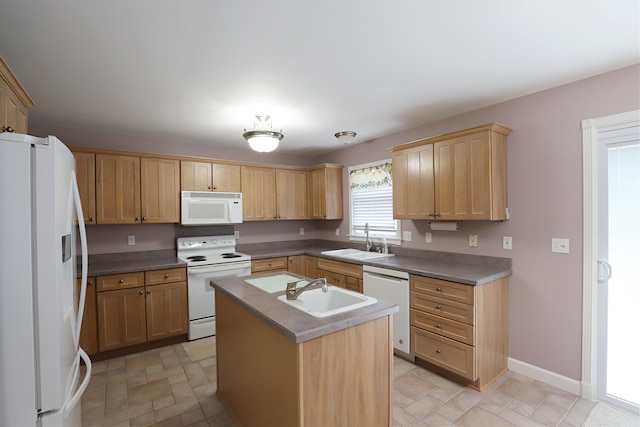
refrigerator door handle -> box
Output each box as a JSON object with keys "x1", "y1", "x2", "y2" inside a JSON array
[
  {"x1": 62, "y1": 347, "x2": 91, "y2": 415},
  {"x1": 70, "y1": 170, "x2": 89, "y2": 350}
]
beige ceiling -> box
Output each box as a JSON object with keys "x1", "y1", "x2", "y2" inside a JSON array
[{"x1": 0, "y1": 0, "x2": 638, "y2": 156}]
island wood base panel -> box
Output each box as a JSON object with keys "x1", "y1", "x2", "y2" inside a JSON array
[
  {"x1": 414, "y1": 356, "x2": 508, "y2": 391},
  {"x1": 215, "y1": 291, "x2": 394, "y2": 426}
]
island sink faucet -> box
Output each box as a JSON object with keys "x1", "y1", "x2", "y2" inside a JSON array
[{"x1": 286, "y1": 278, "x2": 328, "y2": 300}]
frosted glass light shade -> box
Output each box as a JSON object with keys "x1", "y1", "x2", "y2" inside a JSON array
[{"x1": 247, "y1": 135, "x2": 280, "y2": 153}]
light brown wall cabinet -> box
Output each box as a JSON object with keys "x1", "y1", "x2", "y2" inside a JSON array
[
  {"x1": 74, "y1": 152, "x2": 97, "y2": 224},
  {"x1": 180, "y1": 160, "x2": 241, "y2": 192},
  {"x1": 309, "y1": 164, "x2": 343, "y2": 220},
  {"x1": 276, "y1": 169, "x2": 308, "y2": 220},
  {"x1": 94, "y1": 154, "x2": 180, "y2": 224},
  {"x1": 410, "y1": 274, "x2": 509, "y2": 390},
  {"x1": 96, "y1": 268, "x2": 187, "y2": 352},
  {"x1": 392, "y1": 123, "x2": 511, "y2": 221},
  {"x1": 0, "y1": 55, "x2": 34, "y2": 134},
  {"x1": 77, "y1": 277, "x2": 98, "y2": 355},
  {"x1": 316, "y1": 258, "x2": 363, "y2": 293},
  {"x1": 241, "y1": 166, "x2": 277, "y2": 221}
]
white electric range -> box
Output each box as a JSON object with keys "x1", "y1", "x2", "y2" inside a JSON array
[{"x1": 177, "y1": 235, "x2": 251, "y2": 340}]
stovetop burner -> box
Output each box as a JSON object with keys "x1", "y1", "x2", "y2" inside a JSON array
[
  {"x1": 221, "y1": 253, "x2": 242, "y2": 258},
  {"x1": 187, "y1": 255, "x2": 207, "y2": 262}
]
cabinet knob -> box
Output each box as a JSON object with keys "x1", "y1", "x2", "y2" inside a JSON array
[
  {"x1": 88, "y1": 280, "x2": 94, "y2": 285},
  {"x1": 164, "y1": 274, "x2": 169, "y2": 278},
  {"x1": 436, "y1": 349, "x2": 442, "y2": 354},
  {"x1": 119, "y1": 279, "x2": 124, "y2": 284},
  {"x1": 147, "y1": 290, "x2": 151, "y2": 294},
  {"x1": 428, "y1": 212, "x2": 434, "y2": 217},
  {"x1": 139, "y1": 290, "x2": 144, "y2": 295},
  {"x1": 267, "y1": 263, "x2": 272, "y2": 267},
  {"x1": 434, "y1": 213, "x2": 441, "y2": 217},
  {"x1": 2, "y1": 126, "x2": 16, "y2": 133},
  {"x1": 135, "y1": 217, "x2": 140, "y2": 221},
  {"x1": 208, "y1": 186, "x2": 212, "y2": 190},
  {"x1": 213, "y1": 186, "x2": 217, "y2": 190},
  {"x1": 435, "y1": 304, "x2": 441, "y2": 310},
  {"x1": 436, "y1": 324, "x2": 441, "y2": 328},
  {"x1": 436, "y1": 287, "x2": 442, "y2": 292},
  {"x1": 142, "y1": 216, "x2": 147, "y2": 221},
  {"x1": 398, "y1": 339, "x2": 404, "y2": 345},
  {"x1": 89, "y1": 217, "x2": 95, "y2": 222}
]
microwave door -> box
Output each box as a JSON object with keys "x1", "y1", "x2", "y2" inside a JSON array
[{"x1": 186, "y1": 199, "x2": 230, "y2": 225}]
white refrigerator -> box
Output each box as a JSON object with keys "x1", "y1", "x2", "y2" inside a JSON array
[{"x1": 0, "y1": 133, "x2": 91, "y2": 426}]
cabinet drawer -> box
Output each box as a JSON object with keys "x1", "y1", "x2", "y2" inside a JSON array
[
  {"x1": 317, "y1": 268, "x2": 345, "y2": 288},
  {"x1": 97, "y1": 272, "x2": 145, "y2": 292},
  {"x1": 411, "y1": 327, "x2": 476, "y2": 380},
  {"x1": 411, "y1": 275, "x2": 474, "y2": 305},
  {"x1": 411, "y1": 292, "x2": 474, "y2": 325},
  {"x1": 252, "y1": 257, "x2": 288, "y2": 272},
  {"x1": 145, "y1": 267, "x2": 187, "y2": 286},
  {"x1": 316, "y1": 258, "x2": 363, "y2": 279},
  {"x1": 411, "y1": 309, "x2": 475, "y2": 345}
]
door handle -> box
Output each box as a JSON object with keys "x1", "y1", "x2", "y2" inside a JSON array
[{"x1": 597, "y1": 260, "x2": 613, "y2": 282}]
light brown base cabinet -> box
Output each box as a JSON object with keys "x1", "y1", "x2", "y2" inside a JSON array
[
  {"x1": 316, "y1": 257, "x2": 363, "y2": 293},
  {"x1": 215, "y1": 291, "x2": 393, "y2": 426},
  {"x1": 96, "y1": 268, "x2": 187, "y2": 352},
  {"x1": 410, "y1": 274, "x2": 509, "y2": 390}
]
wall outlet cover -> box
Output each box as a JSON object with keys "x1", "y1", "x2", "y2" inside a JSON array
[
  {"x1": 127, "y1": 235, "x2": 135, "y2": 245},
  {"x1": 551, "y1": 238, "x2": 570, "y2": 254},
  {"x1": 234, "y1": 231, "x2": 240, "y2": 239},
  {"x1": 335, "y1": 228, "x2": 340, "y2": 236},
  {"x1": 425, "y1": 232, "x2": 432, "y2": 243},
  {"x1": 403, "y1": 231, "x2": 412, "y2": 241},
  {"x1": 468, "y1": 234, "x2": 478, "y2": 247},
  {"x1": 299, "y1": 227, "x2": 304, "y2": 235},
  {"x1": 503, "y1": 236, "x2": 512, "y2": 250}
]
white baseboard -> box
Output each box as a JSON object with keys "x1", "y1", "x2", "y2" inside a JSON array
[{"x1": 508, "y1": 358, "x2": 582, "y2": 396}]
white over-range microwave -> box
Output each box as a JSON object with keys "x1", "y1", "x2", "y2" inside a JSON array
[{"x1": 181, "y1": 191, "x2": 243, "y2": 225}]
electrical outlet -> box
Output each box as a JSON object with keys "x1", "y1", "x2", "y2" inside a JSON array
[
  {"x1": 425, "y1": 232, "x2": 432, "y2": 243},
  {"x1": 551, "y1": 238, "x2": 570, "y2": 254},
  {"x1": 234, "y1": 231, "x2": 240, "y2": 239},
  {"x1": 335, "y1": 228, "x2": 340, "y2": 236},
  {"x1": 299, "y1": 227, "x2": 304, "y2": 236},
  {"x1": 468, "y1": 234, "x2": 478, "y2": 247},
  {"x1": 403, "y1": 231, "x2": 412, "y2": 241},
  {"x1": 503, "y1": 236, "x2": 512, "y2": 250},
  {"x1": 127, "y1": 235, "x2": 135, "y2": 245}
]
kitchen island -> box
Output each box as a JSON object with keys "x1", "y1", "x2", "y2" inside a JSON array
[{"x1": 210, "y1": 273, "x2": 398, "y2": 427}]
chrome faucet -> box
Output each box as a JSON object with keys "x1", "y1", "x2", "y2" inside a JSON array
[
  {"x1": 286, "y1": 278, "x2": 328, "y2": 300},
  {"x1": 364, "y1": 222, "x2": 373, "y2": 252}
]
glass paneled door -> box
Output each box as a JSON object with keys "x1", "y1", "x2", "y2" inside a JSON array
[{"x1": 596, "y1": 124, "x2": 640, "y2": 414}]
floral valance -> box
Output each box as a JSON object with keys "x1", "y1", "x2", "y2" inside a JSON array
[{"x1": 349, "y1": 162, "x2": 392, "y2": 191}]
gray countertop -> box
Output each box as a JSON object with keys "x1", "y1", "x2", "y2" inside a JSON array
[
  {"x1": 210, "y1": 273, "x2": 398, "y2": 344},
  {"x1": 86, "y1": 256, "x2": 186, "y2": 277},
  {"x1": 243, "y1": 244, "x2": 511, "y2": 286}
]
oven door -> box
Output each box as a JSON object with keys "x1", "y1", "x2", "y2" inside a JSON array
[{"x1": 187, "y1": 261, "x2": 251, "y2": 321}]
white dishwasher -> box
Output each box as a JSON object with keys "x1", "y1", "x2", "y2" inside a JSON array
[{"x1": 363, "y1": 265, "x2": 412, "y2": 357}]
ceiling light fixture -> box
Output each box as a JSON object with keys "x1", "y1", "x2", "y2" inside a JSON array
[
  {"x1": 243, "y1": 115, "x2": 284, "y2": 153},
  {"x1": 334, "y1": 131, "x2": 357, "y2": 145}
]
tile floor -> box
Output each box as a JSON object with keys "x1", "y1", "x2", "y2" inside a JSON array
[{"x1": 81, "y1": 337, "x2": 640, "y2": 426}]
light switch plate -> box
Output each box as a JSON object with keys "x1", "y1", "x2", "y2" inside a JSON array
[
  {"x1": 299, "y1": 227, "x2": 304, "y2": 235},
  {"x1": 234, "y1": 231, "x2": 240, "y2": 239},
  {"x1": 468, "y1": 234, "x2": 478, "y2": 247},
  {"x1": 335, "y1": 228, "x2": 340, "y2": 236},
  {"x1": 403, "y1": 231, "x2": 412, "y2": 241},
  {"x1": 127, "y1": 235, "x2": 135, "y2": 245},
  {"x1": 552, "y1": 238, "x2": 570, "y2": 253}
]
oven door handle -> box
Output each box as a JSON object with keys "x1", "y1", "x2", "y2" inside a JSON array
[{"x1": 188, "y1": 262, "x2": 251, "y2": 275}]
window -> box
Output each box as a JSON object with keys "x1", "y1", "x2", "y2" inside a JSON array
[{"x1": 349, "y1": 160, "x2": 400, "y2": 244}]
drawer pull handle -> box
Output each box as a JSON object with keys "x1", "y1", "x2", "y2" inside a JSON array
[
  {"x1": 119, "y1": 279, "x2": 124, "y2": 284},
  {"x1": 435, "y1": 304, "x2": 441, "y2": 310},
  {"x1": 164, "y1": 274, "x2": 170, "y2": 278},
  {"x1": 436, "y1": 349, "x2": 441, "y2": 354},
  {"x1": 436, "y1": 287, "x2": 442, "y2": 292},
  {"x1": 436, "y1": 324, "x2": 441, "y2": 328}
]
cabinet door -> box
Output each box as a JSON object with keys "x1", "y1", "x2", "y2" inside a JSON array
[
  {"x1": 241, "y1": 166, "x2": 276, "y2": 221},
  {"x1": 96, "y1": 154, "x2": 141, "y2": 224},
  {"x1": 309, "y1": 168, "x2": 327, "y2": 219},
  {"x1": 287, "y1": 255, "x2": 305, "y2": 275},
  {"x1": 276, "y1": 169, "x2": 308, "y2": 220},
  {"x1": 212, "y1": 163, "x2": 241, "y2": 192},
  {"x1": 77, "y1": 277, "x2": 98, "y2": 355},
  {"x1": 2, "y1": 84, "x2": 29, "y2": 133},
  {"x1": 434, "y1": 132, "x2": 492, "y2": 220},
  {"x1": 393, "y1": 145, "x2": 434, "y2": 219},
  {"x1": 141, "y1": 157, "x2": 180, "y2": 223},
  {"x1": 310, "y1": 166, "x2": 343, "y2": 220},
  {"x1": 97, "y1": 287, "x2": 146, "y2": 352},
  {"x1": 181, "y1": 160, "x2": 212, "y2": 191},
  {"x1": 74, "y1": 152, "x2": 96, "y2": 224},
  {"x1": 146, "y1": 282, "x2": 188, "y2": 341}
]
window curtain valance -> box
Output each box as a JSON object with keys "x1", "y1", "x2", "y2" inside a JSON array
[{"x1": 349, "y1": 162, "x2": 392, "y2": 191}]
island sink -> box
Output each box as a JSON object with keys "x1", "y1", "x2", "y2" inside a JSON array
[{"x1": 277, "y1": 285, "x2": 377, "y2": 318}]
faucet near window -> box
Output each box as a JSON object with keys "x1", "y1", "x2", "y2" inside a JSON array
[{"x1": 349, "y1": 160, "x2": 401, "y2": 244}]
